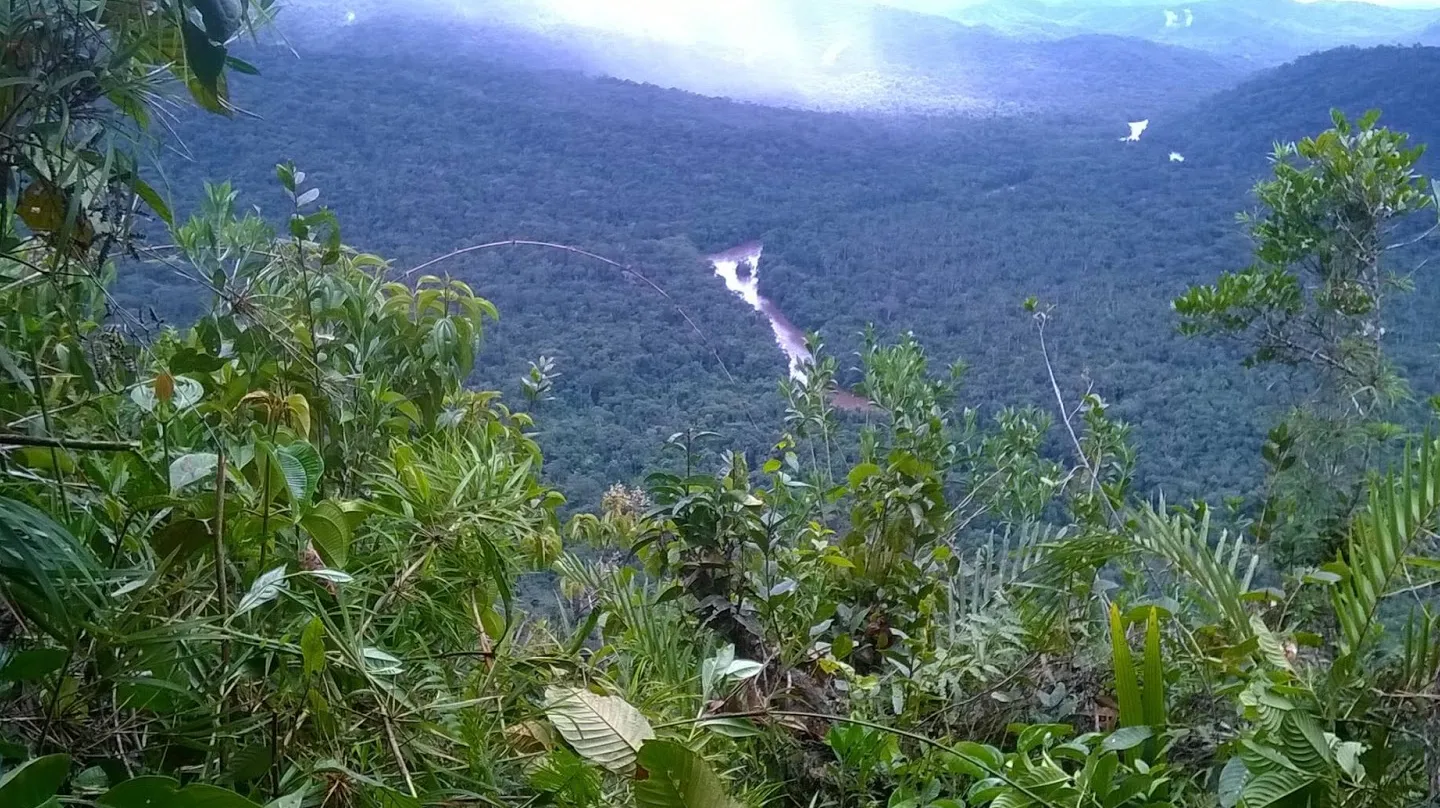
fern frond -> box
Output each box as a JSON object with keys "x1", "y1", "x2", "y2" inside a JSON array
[
  {"x1": 0, "y1": 495, "x2": 102, "y2": 642},
  {"x1": 1331, "y1": 438, "x2": 1440, "y2": 662},
  {"x1": 1132, "y1": 503, "x2": 1254, "y2": 642},
  {"x1": 1017, "y1": 529, "x2": 1131, "y2": 633}
]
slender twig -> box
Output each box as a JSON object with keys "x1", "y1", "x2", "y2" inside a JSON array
[
  {"x1": 382, "y1": 712, "x2": 418, "y2": 798},
  {"x1": 0, "y1": 433, "x2": 138, "y2": 451},
  {"x1": 26, "y1": 347, "x2": 67, "y2": 512},
  {"x1": 212, "y1": 447, "x2": 231, "y2": 772},
  {"x1": 1035, "y1": 312, "x2": 1119, "y2": 524}
]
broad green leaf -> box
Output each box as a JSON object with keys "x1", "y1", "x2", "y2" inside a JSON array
[
  {"x1": 275, "y1": 442, "x2": 323, "y2": 505},
  {"x1": 193, "y1": 0, "x2": 244, "y2": 41},
  {"x1": 172, "y1": 376, "x2": 204, "y2": 410},
  {"x1": 149, "y1": 519, "x2": 212, "y2": 564},
  {"x1": 227, "y1": 56, "x2": 260, "y2": 76},
  {"x1": 701, "y1": 645, "x2": 734, "y2": 697},
  {"x1": 170, "y1": 452, "x2": 219, "y2": 493},
  {"x1": 545, "y1": 686, "x2": 655, "y2": 773},
  {"x1": 228, "y1": 744, "x2": 272, "y2": 783},
  {"x1": 698, "y1": 717, "x2": 762, "y2": 738},
  {"x1": 266, "y1": 792, "x2": 306, "y2": 808},
  {"x1": 233, "y1": 566, "x2": 288, "y2": 617},
  {"x1": 301, "y1": 500, "x2": 350, "y2": 568},
  {"x1": 1100, "y1": 726, "x2": 1153, "y2": 752},
  {"x1": 100, "y1": 776, "x2": 263, "y2": 808},
  {"x1": 181, "y1": 19, "x2": 227, "y2": 92},
  {"x1": 0, "y1": 754, "x2": 70, "y2": 808},
  {"x1": 128, "y1": 177, "x2": 173, "y2": 227},
  {"x1": 0, "y1": 648, "x2": 68, "y2": 682},
  {"x1": 301, "y1": 616, "x2": 326, "y2": 677},
  {"x1": 1240, "y1": 770, "x2": 1314, "y2": 808},
  {"x1": 72, "y1": 766, "x2": 109, "y2": 793},
  {"x1": 634, "y1": 740, "x2": 739, "y2": 808},
  {"x1": 1219, "y1": 757, "x2": 1248, "y2": 808},
  {"x1": 1334, "y1": 741, "x2": 1366, "y2": 781},
  {"x1": 723, "y1": 659, "x2": 764, "y2": 680},
  {"x1": 285, "y1": 394, "x2": 312, "y2": 437},
  {"x1": 362, "y1": 647, "x2": 403, "y2": 675},
  {"x1": 1250, "y1": 616, "x2": 1292, "y2": 671},
  {"x1": 847, "y1": 462, "x2": 881, "y2": 488},
  {"x1": 951, "y1": 741, "x2": 1005, "y2": 776}
]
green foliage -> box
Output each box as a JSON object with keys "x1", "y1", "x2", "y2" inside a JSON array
[
  {"x1": 1328, "y1": 437, "x2": 1440, "y2": 666},
  {"x1": 0, "y1": 753, "x2": 69, "y2": 808},
  {"x1": 634, "y1": 740, "x2": 740, "y2": 808},
  {"x1": 1175, "y1": 109, "x2": 1439, "y2": 564}
]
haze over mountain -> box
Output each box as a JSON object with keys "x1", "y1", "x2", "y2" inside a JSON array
[
  {"x1": 937, "y1": 0, "x2": 1440, "y2": 61},
  {"x1": 129, "y1": 5, "x2": 1440, "y2": 504},
  {"x1": 283, "y1": 0, "x2": 1250, "y2": 114},
  {"x1": 283, "y1": 0, "x2": 1440, "y2": 114}
]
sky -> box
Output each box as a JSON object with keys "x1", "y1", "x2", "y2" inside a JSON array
[{"x1": 1299, "y1": 0, "x2": 1440, "y2": 6}]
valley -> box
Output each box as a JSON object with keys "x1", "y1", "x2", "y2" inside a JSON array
[{"x1": 124, "y1": 16, "x2": 1440, "y2": 506}]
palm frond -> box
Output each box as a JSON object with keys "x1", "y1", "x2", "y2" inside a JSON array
[
  {"x1": 0, "y1": 495, "x2": 103, "y2": 641},
  {"x1": 1132, "y1": 503, "x2": 1255, "y2": 642},
  {"x1": 1331, "y1": 438, "x2": 1440, "y2": 663}
]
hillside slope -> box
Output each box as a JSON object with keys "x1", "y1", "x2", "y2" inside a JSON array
[
  {"x1": 945, "y1": 0, "x2": 1440, "y2": 62},
  {"x1": 1170, "y1": 45, "x2": 1440, "y2": 169},
  {"x1": 127, "y1": 34, "x2": 1440, "y2": 504}
]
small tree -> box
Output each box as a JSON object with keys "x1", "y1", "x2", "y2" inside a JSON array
[{"x1": 1173, "y1": 109, "x2": 1438, "y2": 563}]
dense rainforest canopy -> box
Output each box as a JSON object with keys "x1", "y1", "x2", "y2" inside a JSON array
[
  {"x1": 3, "y1": 3, "x2": 1440, "y2": 808},
  {"x1": 117, "y1": 20, "x2": 1440, "y2": 509}
]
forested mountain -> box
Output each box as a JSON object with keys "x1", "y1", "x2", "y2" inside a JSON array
[
  {"x1": 284, "y1": 2, "x2": 1249, "y2": 115},
  {"x1": 117, "y1": 20, "x2": 1440, "y2": 507},
  {"x1": 1173, "y1": 45, "x2": 1440, "y2": 165},
  {"x1": 938, "y1": 0, "x2": 1440, "y2": 61}
]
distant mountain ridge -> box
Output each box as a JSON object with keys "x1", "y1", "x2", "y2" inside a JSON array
[
  {"x1": 937, "y1": 0, "x2": 1440, "y2": 62},
  {"x1": 1171, "y1": 44, "x2": 1440, "y2": 167},
  {"x1": 285, "y1": 1, "x2": 1250, "y2": 116}
]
